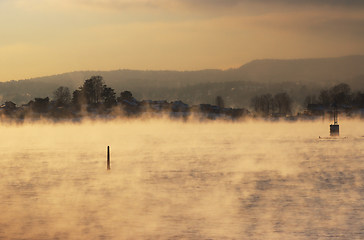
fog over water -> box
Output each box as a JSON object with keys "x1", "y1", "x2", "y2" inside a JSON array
[{"x1": 1, "y1": 119, "x2": 364, "y2": 239}]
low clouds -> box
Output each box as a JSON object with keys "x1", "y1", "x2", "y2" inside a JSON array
[
  {"x1": 69, "y1": 0, "x2": 364, "y2": 32},
  {"x1": 183, "y1": 0, "x2": 364, "y2": 9},
  {"x1": 2, "y1": 0, "x2": 364, "y2": 81},
  {"x1": 9, "y1": 0, "x2": 364, "y2": 17},
  {"x1": 70, "y1": 0, "x2": 364, "y2": 12}
]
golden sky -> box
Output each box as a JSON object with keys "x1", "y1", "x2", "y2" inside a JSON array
[{"x1": 1, "y1": 0, "x2": 364, "y2": 81}]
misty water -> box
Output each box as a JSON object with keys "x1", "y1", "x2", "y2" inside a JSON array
[{"x1": 1, "y1": 118, "x2": 364, "y2": 239}]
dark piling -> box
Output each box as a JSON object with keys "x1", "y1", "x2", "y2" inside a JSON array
[{"x1": 107, "y1": 146, "x2": 110, "y2": 170}]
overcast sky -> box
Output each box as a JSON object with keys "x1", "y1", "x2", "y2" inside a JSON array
[{"x1": 1, "y1": 0, "x2": 364, "y2": 81}]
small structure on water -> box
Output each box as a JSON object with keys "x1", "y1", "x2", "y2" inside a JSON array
[{"x1": 330, "y1": 100, "x2": 339, "y2": 136}]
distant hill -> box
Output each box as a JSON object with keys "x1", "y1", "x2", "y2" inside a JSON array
[
  {"x1": 233, "y1": 55, "x2": 364, "y2": 83},
  {"x1": 14, "y1": 55, "x2": 364, "y2": 87},
  {"x1": 1, "y1": 55, "x2": 364, "y2": 107}
]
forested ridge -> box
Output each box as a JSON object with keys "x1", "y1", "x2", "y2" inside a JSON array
[
  {"x1": 1, "y1": 75, "x2": 363, "y2": 121},
  {"x1": 1, "y1": 56, "x2": 364, "y2": 111}
]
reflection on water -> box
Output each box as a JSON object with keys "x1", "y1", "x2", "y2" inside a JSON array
[{"x1": 0, "y1": 119, "x2": 364, "y2": 239}]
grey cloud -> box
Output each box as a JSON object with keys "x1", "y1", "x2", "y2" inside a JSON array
[
  {"x1": 182, "y1": 0, "x2": 364, "y2": 8},
  {"x1": 310, "y1": 18, "x2": 364, "y2": 38},
  {"x1": 71, "y1": 0, "x2": 364, "y2": 13}
]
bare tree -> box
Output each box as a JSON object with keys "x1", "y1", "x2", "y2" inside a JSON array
[
  {"x1": 250, "y1": 93, "x2": 275, "y2": 116},
  {"x1": 215, "y1": 95, "x2": 225, "y2": 109},
  {"x1": 250, "y1": 95, "x2": 260, "y2": 113},
  {"x1": 353, "y1": 91, "x2": 364, "y2": 107},
  {"x1": 53, "y1": 86, "x2": 71, "y2": 107},
  {"x1": 262, "y1": 93, "x2": 275, "y2": 115},
  {"x1": 318, "y1": 89, "x2": 331, "y2": 107},
  {"x1": 273, "y1": 92, "x2": 292, "y2": 115},
  {"x1": 330, "y1": 83, "x2": 351, "y2": 104},
  {"x1": 83, "y1": 76, "x2": 105, "y2": 104}
]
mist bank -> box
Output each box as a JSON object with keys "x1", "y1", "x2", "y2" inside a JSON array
[
  {"x1": 1, "y1": 55, "x2": 364, "y2": 107},
  {"x1": 1, "y1": 119, "x2": 364, "y2": 239}
]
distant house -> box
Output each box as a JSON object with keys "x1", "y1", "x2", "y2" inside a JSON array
[
  {"x1": 0, "y1": 101, "x2": 17, "y2": 115},
  {"x1": 139, "y1": 100, "x2": 169, "y2": 113},
  {"x1": 336, "y1": 104, "x2": 352, "y2": 114},
  {"x1": 223, "y1": 108, "x2": 250, "y2": 118},
  {"x1": 32, "y1": 97, "x2": 50, "y2": 112},
  {"x1": 271, "y1": 113, "x2": 287, "y2": 118},
  {"x1": 196, "y1": 104, "x2": 221, "y2": 114},
  {"x1": 307, "y1": 104, "x2": 326, "y2": 115},
  {"x1": 1, "y1": 101, "x2": 17, "y2": 109},
  {"x1": 170, "y1": 101, "x2": 189, "y2": 112},
  {"x1": 118, "y1": 98, "x2": 140, "y2": 114}
]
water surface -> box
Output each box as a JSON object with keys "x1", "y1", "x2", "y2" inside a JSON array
[{"x1": 1, "y1": 119, "x2": 363, "y2": 239}]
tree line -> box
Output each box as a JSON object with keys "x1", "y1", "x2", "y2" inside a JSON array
[
  {"x1": 2, "y1": 73, "x2": 363, "y2": 111},
  {"x1": 0, "y1": 76, "x2": 137, "y2": 118},
  {"x1": 1, "y1": 75, "x2": 250, "y2": 120},
  {"x1": 303, "y1": 83, "x2": 364, "y2": 108},
  {"x1": 2, "y1": 76, "x2": 364, "y2": 119},
  {"x1": 52, "y1": 76, "x2": 134, "y2": 110},
  {"x1": 249, "y1": 82, "x2": 364, "y2": 117},
  {"x1": 250, "y1": 92, "x2": 292, "y2": 116}
]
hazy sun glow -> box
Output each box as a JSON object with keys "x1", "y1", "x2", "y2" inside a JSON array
[{"x1": 1, "y1": 0, "x2": 364, "y2": 81}]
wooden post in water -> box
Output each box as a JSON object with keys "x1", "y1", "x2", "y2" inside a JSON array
[{"x1": 107, "y1": 146, "x2": 110, "y2": 170}]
